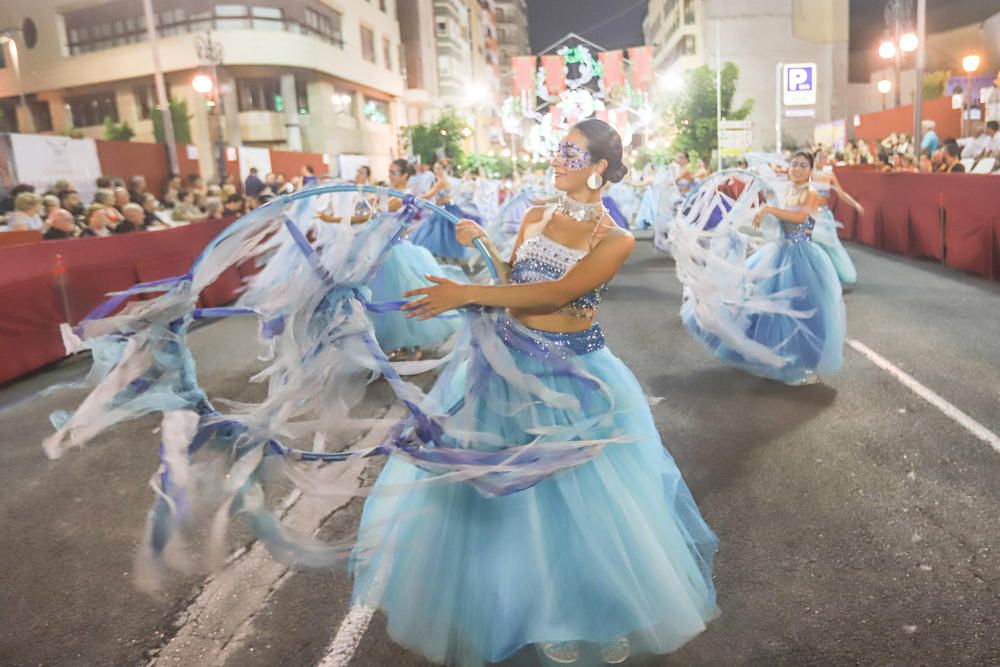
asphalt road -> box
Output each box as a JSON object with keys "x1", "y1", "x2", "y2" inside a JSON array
[{"x1": 1, "y1": 236, "x2": 998, "y2": 667}]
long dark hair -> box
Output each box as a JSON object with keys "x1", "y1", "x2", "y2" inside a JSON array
[
  {"x1": 391, "y1": 158, "x2": 414, "y2": 178},
  {"x1": 573, "y1": 118, "x2": 629, "y2": 183},
  {"x1": 792, "y1": 151, "x2": 814, "y2": 169}
]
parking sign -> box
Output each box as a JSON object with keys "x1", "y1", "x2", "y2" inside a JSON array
[{"x1": 783, "y1": 63, "x2": 817, "y2": 106}]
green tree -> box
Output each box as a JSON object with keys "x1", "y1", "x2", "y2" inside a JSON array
[
  {"x1": 670, "y1": 62, "x2": 753, "y2": 159},
  {"x1": 103, "y1": 116, "x2": 135, "y2": 141},
  {"x1": 403, "y1": 109, "x2": 468, "y2": 166},
  {"x1": 152, "y1": 99, "x2": 193, "y2": 145},
  {"x1": 922, "y1": 70, "x2": 949, "y2": 100}
]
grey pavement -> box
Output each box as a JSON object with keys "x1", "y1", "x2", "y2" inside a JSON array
[{"x1": 1, "y1": 237, "x2": 998, "y2": 666}]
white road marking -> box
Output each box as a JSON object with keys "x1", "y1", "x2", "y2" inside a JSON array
[
  {"x1": 848, "y1": 338, "x2": 1000, "y2": 454},
  {"x1": 317, "y1": 601, "x2": 379, "y2": 667}
]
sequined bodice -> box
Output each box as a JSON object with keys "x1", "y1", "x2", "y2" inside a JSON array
[
  {"x1": 781, "y1": 218, "x2": 815, "y2": 243},
  {"x1": 511, "y1": 233, "x2": 607, "y2": 319}
]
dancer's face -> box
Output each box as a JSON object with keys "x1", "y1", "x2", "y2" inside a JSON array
[
  {"x1": 388, "y1": 166, "x2": 405, "y2": 189},
  {"x1": 788, "y1": 156, "x2": 812, "y2": 184},
  {"x1": 551, "y1": 129, "x2": 605, "y2": 193}
]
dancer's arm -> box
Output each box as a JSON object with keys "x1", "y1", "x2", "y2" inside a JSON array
[
  {"x1": 829, "y1": 174, "x2": 864, "y2": 215},
  {"x1": 402, "y1": 227, "x2": 633, "y2": 320},
  {"x1": 752, "y1": 191, "x2": 820, "y2": 228},
  {"x1": 419, "y1": 178, "x2": 447, "y2": 200}
]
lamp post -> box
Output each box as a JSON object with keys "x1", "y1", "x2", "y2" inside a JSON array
[
  {"x1": 961, "y1": 54, "x2": 981, "y2": 137},
  {"x1": 879, "y1": 0, "x2": 917, "y2": 108},
  {"x1": 194, "y1": 32, "x2": 227, "y2": 184},
  {"x1": 878, "y1": 79, "x2": 893, "y2": 110}
]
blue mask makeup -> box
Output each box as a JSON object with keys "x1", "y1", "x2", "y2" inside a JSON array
[{"x1": 557, "y1": 140, "x2": 592, "y2": 171}]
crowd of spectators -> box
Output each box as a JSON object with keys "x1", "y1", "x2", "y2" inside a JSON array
[{"x1": 0, "y1": 164, "x2": 319, "y2": 240}]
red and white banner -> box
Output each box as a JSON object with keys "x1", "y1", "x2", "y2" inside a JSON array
[
  {"x1": 609, "y1": 109, "x2": 629, "y2": 135},
  {"x1": 511, "y1": 56, "x2": 537, "y2": 97},
  {"x1": 541, "y1": 55, "x2": 566, "y2": 96},
  {"x1": 550, "y1": 106, "x2": 563, "y2": 131},
  {"x1": 598, "y1": 50, "x2": 625, "y2": 89},
  {"x1": 628, "y1": 46, "x2": 654, "y2": 90}
]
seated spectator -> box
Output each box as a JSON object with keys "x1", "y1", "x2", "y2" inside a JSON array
[
  {"x1": 301, "y1": 164, "x2": 317, "y2": 186},
  {"x1": 93, "y1": 188, "x2": 125, "y2": 227},
  {"x1": 6, "y1": 192, "x2": 44, "y2": 231},
  {"x1": 203, "y1": 196, "x2": 225, "y2": 220},
  {"x1": 207, "y1": 184, "x2": 223, "y2": 198},
  {"x1": 222, "y1": 183, "x2": 238, "y2": 199},
  {"x1": 186, "y1": 174, "x2": 207, "y2": 197},
  {"x1": 163, "y1": 175, "x2": 182, "y2": 207},
  {"x1": 983, "y1": 120, "x2": 1000, "y2": 159},
  {"x1": 245, "y1": 167, "x2": 265, "y2": 197},
  {"x1": 901, "y1": 154, "x2": 918, "y2": 172},
  {"x1": 60, "y1": 189, "x2": 85, "y2": 220},
  {"x1": 171, "y1": 190, "x2": 203, "y2": 222},
  {"x1": 51, "y1": 179, "x2": 72, "y2": 196},
  {"x1": 930, "y1": 149, "x2": 944, "y2": 172},
  {"x1": 96, "y1": 176, "x2": 113, "y2": 190},
  {"x1": 941, "y1": 142, "x2": 965, "y2": 173},
  {"x1": 116, "y1": 203, "x2": 145, "y2": 233},
  {"x1": 113, "y1": 187, "x2": 131, "y2": 213},
  {"x1": 81, "y1": 205, "x2": 112, "y2": 237},
  {"x1": 128, "y1": 175, "x2": 148, "y2": 204},
  {"x1": 141, "y1": 193, "x2": 162, "y2": 227},
  {"x1": 920, "y1": 120, "x2": 940, "y2": 155},
  {"x1": 918, "y1": 153, "x2": 933, "y2": 173},
  {"x1": 44, "y1": 208, "x2": 79, "y2": 240},
  {"x1": 960, "y1": 127, "x2": 990, "y2": 159},
  {"x1": 223, "y1": 194, "x2": 245, "y2": 217},
  {"x1": 0, "y1": 183, "x2": 36, "y2": 215},
  {"x1": 42, "y1": 194, "x2": 61, "y2": 219}
]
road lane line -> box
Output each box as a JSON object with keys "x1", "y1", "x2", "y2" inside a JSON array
[
  {"x1": 318, "y1": 600, "x2": 379, "y2": 667},
  {"x1": 848, "y1": 338, "x2": 1000, "y2": 454}
]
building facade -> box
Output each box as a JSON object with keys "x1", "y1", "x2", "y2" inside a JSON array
[
  {"x1": 495, "y1": 0, "x2": 530, "y2": 88},
  {"x1": 398, "y1": 0, "x2": 442, "y2": 126},
  {"x1": 645, "y1": 0, "x2": 851, "y2": 151},
  {"x1": 0, "y1": 0, "x2": 407, "y2": 179}
]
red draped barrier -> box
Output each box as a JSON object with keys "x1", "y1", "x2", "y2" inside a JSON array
[
  {"x1": 834, "y1": 169, "x2": 999, "y2": 281},
  {"x1": 0, "y1": 218, "x2": 241, "y2": 384}
]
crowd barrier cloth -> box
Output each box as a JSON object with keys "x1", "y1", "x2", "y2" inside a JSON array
[
  {"x1": 0, "y1": 218, "x2": 241, "y2": 384},
  {"x1": 833, "y1": 169, "x2": 1000, "y2": 282}
]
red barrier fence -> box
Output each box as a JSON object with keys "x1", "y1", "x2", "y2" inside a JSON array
[
  {"x1": 832, "y1": 169, "x2": 1000, "y2": 281},
  {"x1": 0, "y1": 219, "x2": 246, "y2": 385},
  {"x1": 852, "y1": 95, "x2": 962, "y2": 143}
]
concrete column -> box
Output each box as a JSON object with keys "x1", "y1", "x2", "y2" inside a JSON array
[
  {"x1": 280, "y1": 73, "x2": 302, "y2": 151},
  {"x1": 220, "y1": 74, "x2": 242, "y2": 147}
]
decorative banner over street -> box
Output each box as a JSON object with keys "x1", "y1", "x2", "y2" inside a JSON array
[
  {"x1": 627, "y1": 46, "x2": 654, "y2": 90},
  {"x1": 511, "y1": 56, "x2": 537, "y2": 96},
  {"x1": 541, "y1": 55, "x2": 567, "y2": 96},
  {"x1": 598, "y1": 49, "x2": 625, "y2": 89}
]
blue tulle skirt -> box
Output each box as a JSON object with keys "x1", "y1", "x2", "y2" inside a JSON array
[
  {"x1": 369, "y1": 239, "x2": 463, "y2": 351},
  {"x1": 410, "y1": 203, "x2": 479, "y2": 260},
  {"x1": 602, "y1": 196, "x2": 629, "y2": 229},
  {"x1": 813, "y1": 208, "x2": 858, "y2": 286},
  {"x1": 683, "y1": 238, "x2": 846, "y2": 383},
  {"x1": 352, "y1": 323, "x2": 718, "y2": 666},
  {"x1": 635, "y1": 188, "x2": 657, "y2": 229}
]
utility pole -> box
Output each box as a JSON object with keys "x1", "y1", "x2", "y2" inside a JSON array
[
  {"x1": 195, "y1": 32, "x2": 227, "y2": 184},
  {"x1": 142, "y1": 0, "x2": 179, "y2": 176}
]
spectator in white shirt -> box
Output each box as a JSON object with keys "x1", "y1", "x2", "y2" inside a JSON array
[
  {"x1": 6, "y1": 192, "x2": 44, "y2": 231},
  {"x1": 982, "y1": 120, "x2": 1000, "y2": 158},
  {"x1": 960, "y1": 128, "x2": 990, "y2": 159}
]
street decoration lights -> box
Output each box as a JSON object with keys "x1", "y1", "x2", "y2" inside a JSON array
[{"x1": 961, "y1": 54, "x2": 981, "y2": 136}]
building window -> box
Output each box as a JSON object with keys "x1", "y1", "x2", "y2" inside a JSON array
[
  {"x1": 398, "y1": 43, "x2": 405, "y2": 75},
  {"x1": 437, "y1": 55, "x2": 451, "y2": 77},
  {"x1": 363, "y1": 97, "x2": 389, "y2": 124},
  {"x1": 382, "y1": 37, "x2": 392, "y2": 70},
  {"x1": 237, "y1": 78, "x2": 281, "y2": 112},
  {"x1": 0, "y1": 46, "x2": 6, "y2": 68},
  {"x1": 251, "y1": 6, "x2": 283, "y2": 31},
  {"x1": 683, "y1": 0, "x2": 695, "y2": 25},
  {"x1": 436, "y1": 20, "x2": 447, "y2": 36},
  {"x1": 159, "y1": 8, "x2": 188, "y2": 36},
  {"x1": 133, "y1": 85, "x2": 156, "y2": 120},
  {"x1": 30, "y1": 100, "x2": 54, "y2": 132},
  {"x1": 496, "y1": 7, "x2": 505, "y2": 21},
  {"x1": 681, "y1": 34, "x2": 695, "y2": 55},
  {"x1": 379, "y1": 0, "x2": 387, "y2": 11},
  {"x1": 66, "y1": 91, "x2": 119, "y2": 127},
  {"x1": 331, "y1": 89, "x2": 354, "y2": 116},
  {"x1": 214, "y1": 5, "x2": 249, "y2": 30},
  {"x1": 0, "y1": 102, "x2": 17, "y2": 132},
  {"x1": 295, "y1": 78, "x2": 309, "y2": 114},
  {"x1": 303, "y1": 7, "x2": 344, "y2": 47},
  {"x1": 361, "y1": 26, "x2": 376, "y2": 63}
]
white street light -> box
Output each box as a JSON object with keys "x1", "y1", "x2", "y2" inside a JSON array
[
  {"x1": 899, "y1": 32, "x2": 918, "y2": 52},
  {"x1": 658, "y1": 71, "x2": 685, "y2": 93},
  {"x1": 192, "y1": 74, "x2": 214, "y2": 94},
  {"x1": 878, "y1": 40, "x2": 897, "y2": 60},
  {"x1": 877, "y1": 79, "x2": 893, "y2": 94},
  {"x1": 962, "y1": 54, "x2": 981, "y2": 74}
]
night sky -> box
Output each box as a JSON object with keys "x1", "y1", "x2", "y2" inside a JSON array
[{"x1": 527, "y1": 0, "x2": 646, "y2": 52}]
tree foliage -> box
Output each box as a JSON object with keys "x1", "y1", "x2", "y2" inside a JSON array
[
  {"x1": 403, "y1": 109, "x2": 468, "y2": 166},
  {"x1": 922, "y1": 70, "x2": 949, "y2": 100},
  {"x1": 153, "y1": 99, "x2": 193, "y2": 145},
  {"x1": 670, "y1": 62, "x2": 753, "y2": 159}
]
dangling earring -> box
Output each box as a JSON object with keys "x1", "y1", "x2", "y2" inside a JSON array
[{"x1": 587, "y1": 171, "x2": 603, "y2": 190}]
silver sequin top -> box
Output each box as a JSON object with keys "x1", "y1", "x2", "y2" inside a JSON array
[{"x1": 511, "y1": 234, "x2": 607, "y2": 319}]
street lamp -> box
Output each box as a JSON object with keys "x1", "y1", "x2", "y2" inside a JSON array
[
  {"x1": 192, "y1": 74, "x2": 213, "y2": 95},
  {"x1": 877, "y1": 79, "x2": 893, "y2": 110},
  {"x1": 879, "y1": 0, "x2": 916, "y2": 108},
  {"x1": 194, "y1": 32, "x2": 226, "y2": 184},
  {"x1": 961, "y1": 54, "x2": 981, "y2": 137}
]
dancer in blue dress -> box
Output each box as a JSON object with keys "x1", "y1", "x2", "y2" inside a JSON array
[
  {"x1": 410, "y1": 160, "x2": 481, "y2": 261},
  {"x1": 678, "y1": 152, "x2": 846, "y2": 385},
  {"x1": 811, "y1": 151, "x2": 862, "y2": 287},
  {"x1": 356, "y1": 118, "x2": 718, "y2": 665}
]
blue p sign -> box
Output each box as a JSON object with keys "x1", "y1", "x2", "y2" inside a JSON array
[{"x1": 783, "y1": 63, "x2": 817, "y2": 106}]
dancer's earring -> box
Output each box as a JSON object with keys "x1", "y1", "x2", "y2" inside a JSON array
[{"x1": 587, "y1": 170, "x2": 603, "y2": 190}]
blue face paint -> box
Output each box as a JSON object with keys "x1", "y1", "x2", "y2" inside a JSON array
[{"x1": 557, "y1": 140, "x2": 591, "y2": 171}]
